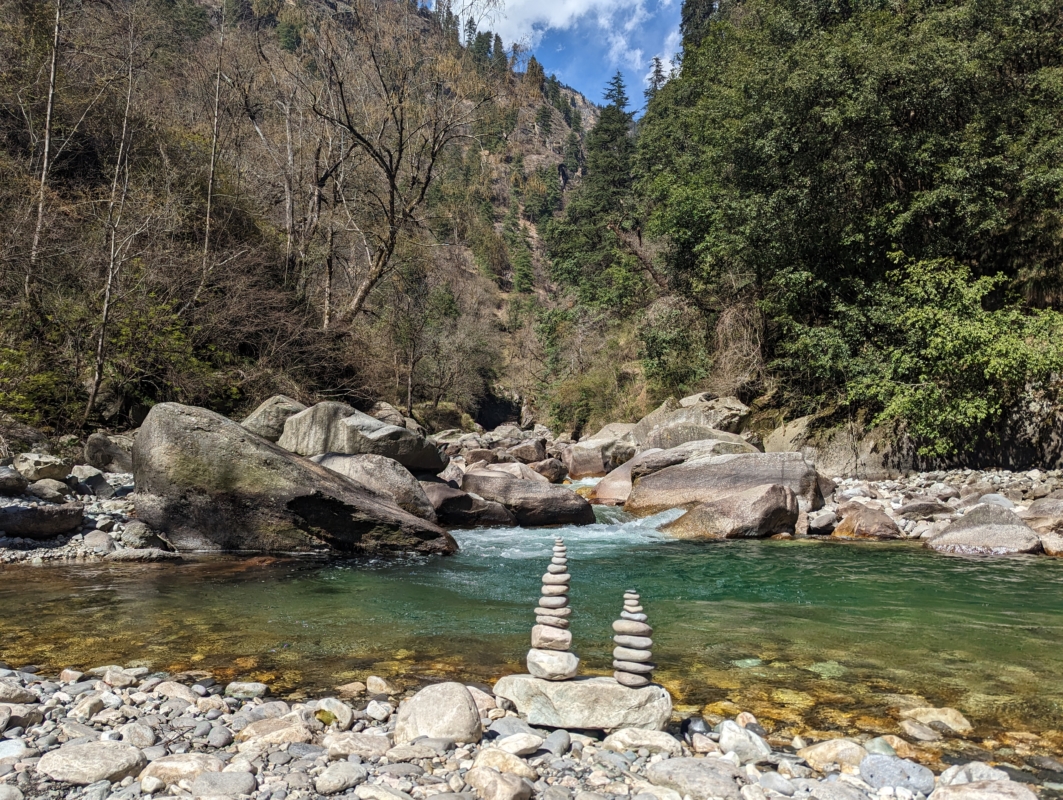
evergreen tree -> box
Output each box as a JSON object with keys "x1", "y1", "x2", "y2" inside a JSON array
[
  {"x1": 645, "y1": 57, "x2": 666, "y2": 102},
  {"x1": 492, "y1": 34, "x2": 507, "y2": 73},
  {"x1": 463, "y1": 16, "x2": 476, "y2": 45},
  {"x1": 525, "y1": 56, "x2": 545, "y2": 92},
  {"x1": 471, "y1": 31, "x2": 492, "y2": 66},
  {"x1": 604, "y1": 71, "x2": 629, "y2": 112}
]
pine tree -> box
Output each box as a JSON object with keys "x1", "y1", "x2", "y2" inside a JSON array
[
  {"x1": 525, "y1": 56, "x2": 544, "y2": 93},
  {"x1": 492, "y1": 33, "x2": 507, "y2": 73},
  {"x1": 463, "y1": 16, "x2": 476, "y2": 45},
  {"x1": 645, "y1": 57, "x2": 666, "y2": 102},
  {"x1": 604, "y1": 71, "x2": 629, "y2": 112}
]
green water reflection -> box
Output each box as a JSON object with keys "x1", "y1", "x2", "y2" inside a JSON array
[{"x1": 2, "y1": 518, "x2": 1062, "y2": 747}]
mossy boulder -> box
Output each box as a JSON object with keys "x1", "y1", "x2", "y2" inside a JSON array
[{"x1": 133, "y1": 403, "x2": 455, "y2": 555}]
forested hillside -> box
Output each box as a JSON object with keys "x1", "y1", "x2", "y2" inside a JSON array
[{"x1": 3, "y1": 0, "x2": 1063, "y2": 459}]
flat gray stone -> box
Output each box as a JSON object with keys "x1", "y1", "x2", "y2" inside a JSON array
[
  {"x1": 860, "y1": 754, "x2": 935, "y2": 794},
  {"x1": 645, "y1": 756, "x2": 742, "y2": 800},
  {"x1": 37, "y1": 741, "x2": 145, "y2": 785},
  {"x1": 190, "y1": 771, "x2": 258, "y2": 797},
  {"x1": 494, "y1": 675, "x2": 671, "y2": 732},
  {"x1": 315, "y1": 762, "x2": 367, "y2": 795}
]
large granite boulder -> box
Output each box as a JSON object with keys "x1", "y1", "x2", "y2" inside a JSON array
[
  {"x1": 0, "y1": 503, "x2": 84, "y2": 539},
  {"x1": 420, "y1": 482, "x2": 517, "y2": 527},
  {"x1": 312, "y1": 454, "x2": 436, "y2": 522},
  {"x1": 461, "y1": 471, "x2": 595, "y2": 526},
  {"x1": 13, "y1": 453, "x2": 69, "y2": 481},
  {"x1": 37, "y1": 741, "x2": 146, "y2": 785},
  {"x1": 629, "y1": 438, "x2": 757, "y2": 480},
  {"x1": 241, "y1": 395, "x2": 307, "y2": 442},
  {"x1": 926, "y1": 503, "x2": 1042, "y2": 556},
  {"x1": 663, "y1": 484, "x2": 799, "y2": 539},
  {"x1": 483, "y1": 462, "x2": 550, "y2": 483},
  {"x1": 625, "y1": 452, "x2": 823, "y2": 516},
  {"x1": 132, "y1": 403, "x2": 455, "y2": 555},
  {"x1": 493, "y1": 675, "x2": 671, "y2": 732},
  {"x1": 277, "y1": 402, "x2": 446, "y2": 472},
  {"x1": 631, "y1": 397, "x2": 750, "y2": 447},
  {"x1": 1020, "y1": 498, "x2": 1063, "y2": 534},
  {"x1": 563, "y1": 424, "x2": 637, "y2": 479},
  {"x1": 84, "y1": 432, "x2": 134, "y2": 473}
]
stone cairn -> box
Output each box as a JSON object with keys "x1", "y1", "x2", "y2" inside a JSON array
[
  {"x1": 612, "y1": 589, "x2": 655, "y2": 687},
  {"x1": 527, "y1": 537, "x2": 579, "y2": 680}
]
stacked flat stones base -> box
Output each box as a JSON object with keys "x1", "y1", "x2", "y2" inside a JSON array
[
  {"x1": 612, "y1": 589, "x2": 655, "y2": 687},
  {"x1": 527, "y1": 537, "x2": 579, "y2": 680}
]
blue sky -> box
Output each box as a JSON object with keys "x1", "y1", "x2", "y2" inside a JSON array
[{"x1": 485, "y1": 0, "x2": 683, "y2": 112}]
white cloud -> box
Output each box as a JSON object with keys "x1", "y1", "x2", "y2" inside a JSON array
[{"x1": 486, "y1": 0, "x2": 646, "y2": 56}]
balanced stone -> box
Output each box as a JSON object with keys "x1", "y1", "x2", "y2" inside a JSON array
[
  {"x1": 611, "y1": 591, "x2": 656, "y2": 688},
  {"x1": 613, "y1": 620, "x2": 652, "y2": 636},
  {"x1": 536, "y1": 616, "x2": 569, "y2": 629},
  {"x1": 528, "y1": 537, "x2": 577, "y2": 680},
  {"x1": 614, "y1": 634, "x2": 653, "y2": 649}
]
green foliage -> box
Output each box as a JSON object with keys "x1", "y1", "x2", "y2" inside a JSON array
[
  {"x1": 276, "y1": 19, "x2": 301, "y2": 52},
  {"x1": 535, "y1": 105, "x2": 553, "y2": 139},
  {"x1": 521, "y1": 166, "x2": 561, "y2": 225},
  {"x1": 846, "y1": 260, "x2": 1063, "y2": 456},
  {"x1": 503, "y1": 204, "x2": 534, "y2": 293},
  {"x1": 638, "y1": 305, "x2": 711, "y2": 395}
]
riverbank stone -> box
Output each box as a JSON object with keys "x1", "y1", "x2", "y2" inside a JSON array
[
  {"x1": 493, "y1": 675, "x2": 672, "y2": 731},
  {"x1": 37, "y1": 741, "x2": 145, "y2": 785},
  {"x1": 860, "y1": 754, "x2": 935, "y2": 794},
  {"x1": 0, "y1": 502, "x2": 84, "y2": 539},
  {"x1": 132, "y1": 402, "x2": 455, "y2": 555},
  {"x1": 240, "y1": 394, "x2": 307, "y2": 442},
  {"x1": 644, "y1": 756, "x2": 742, "y2": 800},
  {"x1": 394, "y1": 682, "x2": 482, "y2": 745},
  {"x1": 928, "y1": 781, "x2": 1039, "y2": 799},
  {"x1": 926, "y1": 504, "x2": 1042, "y2": 555}
]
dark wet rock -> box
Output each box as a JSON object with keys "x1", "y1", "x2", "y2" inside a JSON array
[
  {"x1": 0, "y1": 502, "x2": 84, "y2": 539},
  {"x1": 241, "y1": 395, "x2": 308, "y2": 442},
  {"x1": 420, "y1": 483, "x2": 517, "y2": 527},
  {"x1": 132, "y1": 402, "x2": 455, "y2": 555}
]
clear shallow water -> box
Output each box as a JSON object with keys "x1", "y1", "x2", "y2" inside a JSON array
[{"x1": 3, "y1": 508, "x2": 1063, "y2": 748}]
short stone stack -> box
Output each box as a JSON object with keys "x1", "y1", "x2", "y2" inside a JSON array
[
  {"x1": 527, "y1": 537, "x2": 579, "y2": 680},
  {"x1": 612, "y1": 589, "x2": 655, "y2": 687}
]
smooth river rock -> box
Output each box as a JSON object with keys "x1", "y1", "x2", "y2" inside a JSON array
[
  {"x1": 928, "y1": 782, "x2": 1039, "y2": 800},
  {"x1": 493, "y1": 675, "x2": 671, "y2": 731},
  {"x1": 644, "y1": 756, "x2": 742, "y2": 800},
  {"x1": 663, "y1": 483, "x2": 799, "y2": 539},
  {"x1": 37, "y1": 741, "x2": 146, "y2": 785},
  {"x1": 393, "y1": 682, "x2": 482, "y2": 745},
  {"x1": 926, "y1": 503, "x2": 1042, "y2": 555},
  {"x1": 241, "y1": 394, "x2": 307, "y2": 442},
  {"x1": 625, "y1": 452, "x2": 823, "y2": 515},
  {"x1": 312, "y1": 453, "x2": 437, "y2": 522},
  {"x1": 526, "y1": 648, "x2": 579, "y2": 680},
  {"x1": 132, "y1": 403, "x2": 455, "y2": 555}
]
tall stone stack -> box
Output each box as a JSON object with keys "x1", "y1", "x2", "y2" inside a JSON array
[
  {"x1": 612, "y1": 589, "x2": 655, "y2": 687},
  {"x1": 527, "y1": 537, "x2": 579, "y2": 680}
]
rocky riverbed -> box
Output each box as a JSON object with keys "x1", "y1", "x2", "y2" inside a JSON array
[{"x1": 0, "y1": 664, "x2": 1057, "y2": 800}]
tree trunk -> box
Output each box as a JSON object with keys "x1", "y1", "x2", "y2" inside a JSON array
[
  {"x1": 323, "y1": 227, "x2": 334, "y2": 330},
  {"x1": 26, "y1": 0, "x2": 62, "y2": 299}
]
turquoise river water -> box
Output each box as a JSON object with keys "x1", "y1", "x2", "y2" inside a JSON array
[{"x1": 3, "y1": 507, "x2": 1063, "y2": 748}]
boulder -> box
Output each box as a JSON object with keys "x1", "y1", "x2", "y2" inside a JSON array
[
  {"x1": 138, "y1": 753, "x2": 224, "y2": 788},
  {"x1": 471, "y1": 750, "x2": 538, "y2": 780},
  {"x1": 485, "y1": 462, "x2": 550, "y2": 483},
  {"x1": 664, "y1": 484, "x2": 799, "y2": 539},
  {"x1": 1042, "y1": 532, "x2": 1063, "y2": 556},
  {"x1": 119, "y1": 520, "x2": 169, "y2": 549},
  {"x1": 529, "y1": 458, "x2": 567, "y2": 484},
  {"x1": 832, "y1": 503, "x2": 903, "y2": 539},
  {"x1": 312, "y1": 454, "x2": 437, "y2": 522},
  {"x1": 0, "y1": 467, "x2": 28, "y2": 497},
  {"x1": 625, "y1": 452, "x2": 823, "y2": 516},
  {"x1": 13, "y1": 452, "x2": 68, "y2": 481},
  {"x1": 859, "y1": 755, "x2": 935, "y2": 794},
  {"x1": 632, "y1": 397, "x2": 750, "y2": 448},
  {"x1": 277, "y1": 402, "x2": 446, "y2": 472},
  {"x1": 37, "y1": 741, "x2": 146, "y2": 785},
  {"x1": 393, "y1": 682, "x2": 482, "y2": 745},
  {"x1": 563, "y1": 424, "x2": 638, "y2": 479},
  {"x1": 716, "y1": 720, "x2": 772, "y2": 763},
  {"x1": 926, "y1": 503, "x2": 1042, "y2": 556},
  {"x1": 27, "y1": 478, "x2": 70, "y2": 502},
  {"x1": 71, "y1": 465, "x2": 115, "y2": 499},
  {"x1": 493, "y1": 675, "x2": 671, "y2": 732},
  {"x1": 629, "y1": 439, "x2": 757, "y2": 480},
  {"x1": 796, "y1": 739, "x2": 867, "y2": 775},
  {"x1": 84, "y1": 530, "x2": 116, "y2": 553},
  {"x1": 419, "y1": 483, "x2": 517, "y2": 528},
  {"x1": 1020, "y1": 498, "x2": 1063, "y2": 534},
  {"x1": 465, "y1": 767, "x2": 532, "y2": 800},
  {"x1": 84, "y1": 432, "x2": 134, "y2": 473},
  {"x1": 928, "y1": 782, "x2": 1038, "y2": 800},
  {"x1": 132, "y1": 403, "x2": 455, "y2": 555},
  {"x1": 461, "y1": 471, "x2": 595, "y2": 527},
  {"x1": 644, "y1": 757, "x2": 742, "y2": 800},
  {"x1": 0, "y1": 503, "x2": 84, "y2": 539},
  {"x1": 527, "y1": 649, "x2": 579, "y2": 680},
  {"x1": 896, "y1": 499, "x2": 954, "y2": 520},
  {"x1": 603, "y1": 728, "x2": 682, "y2": 756},
  {"x1": 369, "y1": 402, "x2": 407, "y2": 427},
  {"x1": 508, "y1": 439, "x2": 546, "y2": 464},
  {"x1": 241, "y1": 395, "x2": 307, "y2": 442}
]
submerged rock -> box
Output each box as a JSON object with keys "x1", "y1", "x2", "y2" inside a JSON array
[{"x1": 132, "y1": 403, "x2": 455, "y2": 555}]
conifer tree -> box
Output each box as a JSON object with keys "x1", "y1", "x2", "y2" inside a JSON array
[{"x1": 645, "y1": 57, "x2": 666, "y2": 102}]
